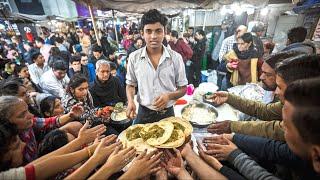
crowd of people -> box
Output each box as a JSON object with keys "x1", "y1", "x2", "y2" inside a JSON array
[{"x1": 0, "y1": 7, "x2": 319, "y2": 180}]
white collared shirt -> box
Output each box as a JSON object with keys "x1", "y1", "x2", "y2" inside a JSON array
[
  {"x1": 39, "y1": 69, "x2": 70, "y2": 98},
  {"x1": 218, "y1": 35, "x2": 236, "y2": 62},
  {"x1": 126, "y1": 45, "x2": 188, "y2": 110},
  {"x1": 28, "y1": 63, "x2": 50, "y2": 84}
]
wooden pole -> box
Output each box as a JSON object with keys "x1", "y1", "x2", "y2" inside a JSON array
[
  {"x1": 112, "y1": 9, "x2": 119, "y2": 50},
  {"x1": 203, "y1": 10, "x2": 207, "y2": 31},
  {"x1": 88, "y1": 4, "x2": 101, "y2": 46}
]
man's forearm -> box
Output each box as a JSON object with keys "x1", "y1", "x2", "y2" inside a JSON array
[
  {"x1": 59, "y1": 113, "x2": 73, "y2": 125},
  {"x1": 184, "y1": 151, "x2": 227, "y2": 180},
  {"x1": 66, "y1": 156, "x2": 100, "y2": 180},
  {"x1": 126, "y1": 85, "x2": 136, "y2": 103},
  {"x1": 32, "y1": 138, "x2": 95, "y2": 165},
  {"x1": 168, "y1": 86, "x2": 186, "y2": 100},
  {"x1": 34, "y1": 148, "x2": 89, "y2": 179}
]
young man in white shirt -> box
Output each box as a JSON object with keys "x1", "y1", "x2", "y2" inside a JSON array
[
  {"x1": 126, "y1": 9, "x2": 187, "y2": 124},
  {"x1": 39, "y1": 60, "x2": 70, "y2": 98},
  {"x1": 28, "y1": 52, "x2": 50, "y2": 84}
]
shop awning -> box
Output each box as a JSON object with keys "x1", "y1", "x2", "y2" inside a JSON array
[{"x1": 73, "y1": 0, "x2": 271, "y2": 14}]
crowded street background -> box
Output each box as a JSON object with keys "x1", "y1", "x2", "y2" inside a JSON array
[{"x1": 0, "y1": 0, "x2": 320, "y2": 179}]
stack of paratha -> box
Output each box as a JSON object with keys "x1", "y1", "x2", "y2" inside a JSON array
[{"x1": 119, "y1": 117, "x2": 193, "y2": 152}]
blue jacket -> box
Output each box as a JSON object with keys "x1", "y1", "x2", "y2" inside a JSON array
[
  {"x1": 233, "y1": 134, "x2": 320, "y2": 180},
  {"x1": 87, "y1": 63, "x2": 96, "y2": 85}
]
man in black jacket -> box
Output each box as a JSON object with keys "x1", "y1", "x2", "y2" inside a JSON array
[
  {"x1": 68, "y1": 55, "x2": 90, "y2": 80},
  {"x1": 90, "y1": 60, "x2": 126, "y2": 107},
  {"x1": 191, "y1": 29, "x2": 206, "y2": 87},
  {"x1": 89, "y1": 44, "x2": 109, "y2": 67}
]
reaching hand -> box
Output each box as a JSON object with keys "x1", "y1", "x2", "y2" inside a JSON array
[
  {"x1": 203, "y1": 135, "x2": 229, "y2": 147},
  {"x1": 196, "y1": 140, "x2": 223, "y2": 170},
  {"x1": 123, "y1": 150, "x2": 162, "y2": 179},
  {"x1": 162, "y1": 149, "x2": 185, "y2": 177},
  {"x1": 69, "y1": 103, "x2": 84, "y2": 118},
  {"x1": 104, "y1": 146, "x2": 137, "y2": 173},
  {"x1": 126, "y1": 101, "x2": 136, "y2": 119},
  {"x1": 153, "y1": 94, "x2": 170, "y2": 110},
  {"x1": 179, "y1": 141, "x2": 193, "y2": 158},
  {"x1": 227, "y1": 61, "x2": 239, "y2": 70},
  {"x1": 92, "y1": 135, "x2": 119, "y2": 165},
  {"x1": 212, "y1": 91, "x2": 229, "y2": 105},
  {"x1": 202, "y1": 135, "x2": 238, "y2": 161},
  {"x1": 77, "y1": 121, "x2": 106, "y2": 145},
  {"x1": 207, "y1": 120, "x2": 232, "y2": 134}
]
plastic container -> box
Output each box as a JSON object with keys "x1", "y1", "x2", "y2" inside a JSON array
[{"x1": 186, "y1": 84, "x2": 195, "y2": 95}]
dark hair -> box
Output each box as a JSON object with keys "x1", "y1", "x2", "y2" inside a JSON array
[
  {"x1": 55, "y1": 36, "x2": 63, "y2": 44},
  {"x1": 59, "y1": 51, "x2": 71, "y2": 64},
  {"x1": 49, "y1": 47, "x2": 60, "y2": 56},
  {"x1": 31, "y1": 52, "x2": 42, "y2": 61},
  {"x1": 13, "y1": 64, "x2": 28, "y2": 77},
  {"x1": 239, "y1": 32, "x2": 253, "y2": 44},
  {"x1": 79, "y1": 53, "x2": 87, "y2": 57},
  {"x1": 0, "y1": 80, "x2": 22, "y2": 96},
  {"x1": 284, "y1": 77, "x2": 320, "y2": 107},
  {"x1": 287, "y1": 27, "x2": 307, "y2": 44},
  {"x1": 48, "y1": 55, "x2": 65, "y2": 68},
  {"x1": 183, "y1": 33, "x2": 191, "y2": 39},
  {"x1": 134, "y1": 37, "x2": 143, "y2": 44},
  {"x1": 0, "y1": 121, "x2": 19, "y2": 171},
  {"x1": 140, "y1": 9, "x2": 168, "y2": 31},
  {"x1": 292, "y1": 107, "x2": 320, "y2": 145},
  {"x1": 92, "y1": 44, "x2": 103, "y2": 53},
  {"x1": 275, "y1": 54, "x2": 320, "y2": 84},
  {"x1": 35, "y1": 37, "x2": 44, "y2": 44},
  {"x1": 170, "y1": 30, "x2": 179, "y2": 39},
  {"x1": 110, "y1": 62, "x2": 117, "y2": 71},
  {"x1": 284, "y1": 77, "x2": 320, "y2": 144},
  {"x1": 66, "y1": 74, "x2": 88, "y2": 94},
  {"x1": 196, "y1": 29, "x2": 205, "y2": 37},
  {"x1": 38, "y1": 129, "x2": 68, "y2": 157},
  {"x1": 70, "y1": 55, "x2": 81, "y2": 64},
  {"x1": 52, "y1": 60, "x2": 68, "y2": 71},
  {"x1": 40, "y1": 96, "x2": 59, "y2": 117},
  {"x1": 265, "y1": 51, "x2": 302, "y2": 69}
]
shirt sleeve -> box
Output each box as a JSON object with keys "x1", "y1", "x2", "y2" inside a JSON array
[
  {"x1": 32, "y1": 116, "x2": 60, "y2": 131},
  {"x1": 125, "y1": 53, "x2": 138, "y2": 87},
  {"x1": 40, "y1": 79, "x2": 66, "y2": 98},
  {"x1": 0, "y1": 167, "x2": 27, "y2": 180},
  {"x1": 232, "y1": 134, "x2": 303, "y2": 167},
  {"x1": 174, "y1": 53, "x2": 188, "y2": 87},
  {"x1": 227, "y1": 149, "x2": 280, "y2": 180},
  {"x1": 219, "y1": 38, "x2": 228, "y2": 62},
  {"x1": 227, "y1": 93, "x2": 283, "y2": 120},
  {"x1": 28, "y1": 65, "x2": 40, "y2": 84},
  {"x1": 219, "y1": 165, "x2": 246, "y2": 180},
  {"x1": 230, "y1": 120, "x2": 285, "y2": 141}
]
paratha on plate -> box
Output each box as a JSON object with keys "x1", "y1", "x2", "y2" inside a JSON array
[
  {"x1": 118, "y1": 124, "x2": 156, "y2": 153},
  {"x1": 139, "y1": 121, "x2": 174, "y2": 146},
  {"x1": 161, "y1": 117, "x2": 193, "y2": 137},
  {"x1": 156, "y1": 129, "x2": 185, "y2": 148}
]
